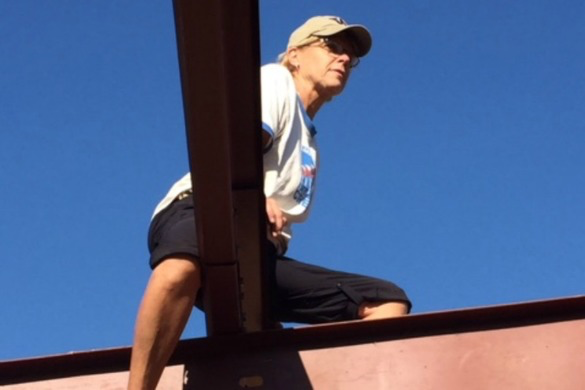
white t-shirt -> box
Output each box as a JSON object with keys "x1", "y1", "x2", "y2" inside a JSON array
[{"x1": 152, "y1": 64, "x2": 318, "y2": 252}]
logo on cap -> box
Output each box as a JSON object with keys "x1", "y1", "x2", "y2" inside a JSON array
[
  {"x1": 329, "y1": 16, "x2": 347, "y2": 25},
  {"x1": 328, "y1": 16, "x2": 347, "y2": 25}
]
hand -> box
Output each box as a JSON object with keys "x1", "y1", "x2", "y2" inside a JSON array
[{"x1": 266, "y1": 197, "x2": 287, "y2": 237}]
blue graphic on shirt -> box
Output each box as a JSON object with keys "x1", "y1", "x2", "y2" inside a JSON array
[{"x1": 294, "y1": 146, "x2": 316, "y2": 207}]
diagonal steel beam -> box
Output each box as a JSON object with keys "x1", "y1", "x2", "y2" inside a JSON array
[{"x1": 172, "y1": 0, "x2": 269, "y2": 336}]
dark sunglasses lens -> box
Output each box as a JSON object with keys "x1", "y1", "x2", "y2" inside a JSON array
[
  {"x1": 328, "y1": 41, "x2": 344, "y2": 55},
  {"x1": 324, "y1": 39, "x2": 359, "y2": 68}
]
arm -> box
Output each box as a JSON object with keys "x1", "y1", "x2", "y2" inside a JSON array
[{"x1": 261, "y1": 65, "x2": 291, "y2": 237}]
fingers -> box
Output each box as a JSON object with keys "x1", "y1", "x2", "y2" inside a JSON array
[
  {"x1": 266, "y1": 198, "x2": 287, "y2": 237},
  {"x1": 274, "y1": 213, "x2": 287, "y2": 234}
]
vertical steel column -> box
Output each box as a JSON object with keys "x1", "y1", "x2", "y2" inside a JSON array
[{"x1": 172, "y1": 0, "x2": 269, "y2": 337}]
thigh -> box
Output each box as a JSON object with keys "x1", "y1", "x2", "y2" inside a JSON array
[
  {"x1": 272, "y1": 257, "x2": 411, "y2": 324},
  {"x1": 148, "y1": 196, "x2": 200, "y2": 269},
  {"x1": 148, "y1": 197, "x2": 280, "y2": 313}
]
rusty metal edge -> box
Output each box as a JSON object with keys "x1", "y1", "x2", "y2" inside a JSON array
[
  {"x1": 172, "y1": 0, "x2": 268, "y2": 336},
  {"x1": 174, "y1": 294, "x2": 585, "y2": 357},
  {"x1": 1, "y1": 295, "x2": 584, "y2": 385}
]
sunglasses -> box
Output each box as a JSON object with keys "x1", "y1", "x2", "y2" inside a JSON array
[{"x1": 316, "y1": 38, "x2": 360, "y2": 68}]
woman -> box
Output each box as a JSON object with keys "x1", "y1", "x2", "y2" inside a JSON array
[{"x1": 129, "y1": 15, "x2": 411, "y2": 389}]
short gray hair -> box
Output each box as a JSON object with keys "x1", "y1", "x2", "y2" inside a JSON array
[
  {"x1": 277, "y1": 51, "x2": 295, "y2": 72},
  {"x1": 277, "y1": 37, "x2": 321, "y2": 73}
]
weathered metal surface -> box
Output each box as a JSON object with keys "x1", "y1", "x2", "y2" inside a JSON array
[
  {"x1": 312, "y1": 319, "x2": 583, "y2": 389},
  {"x1": 2, "y1": 296, "x2": 584, "y2": 386},
  {"x1": 175, "y1": 295, "x2": 585, "y2": 357},
  {"x1": 0, "y1": 365, "x2": 184, "y2": 390},
  {"x1": 301, "y1": 319, "x2": 585, "y2": 389},
  {"x1": 233, "y1": 189, "x2": 273, "y2": 331},
  {"x1": 184, "y1": 319, "x2": 585, "y2": 389},
  {"x1": 172, "y1": 0, "x2": 268, "y2": 336},
  {"x1": 200, "y1": 264, "x2": 242, "y2": 334}
]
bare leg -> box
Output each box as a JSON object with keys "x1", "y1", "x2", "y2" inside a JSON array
[
  {"x1": 359, "y1": 301, "x2": 408, "y2": 320},
  {"x1": 128, "y1": 257, "x2": 201, "y2": 390}
]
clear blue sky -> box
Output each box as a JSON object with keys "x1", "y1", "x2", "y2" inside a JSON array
[{"x1": 1, "y1": 0, "x2": 584, "y2": 361}]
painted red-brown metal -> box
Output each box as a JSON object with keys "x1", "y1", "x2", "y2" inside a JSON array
[
  {"x1": 172, "y1": 0, "x2": 269, "y2": 336},
  {"x1": 0, "y1": 366, "x2": 184, "y2": 390},
  {"x1": 2, "y1": 296, "x2": 584, "y2": 386},
  {"x1": 173, "y1": 0, "x2": 240, "y2": 336},
  {"x1": 306, "y1": 318, "x2": 582, "y2": 390},
  {"x1": 185, "y1": 318, "x2": 585, "y2": 389},
  {"x1": 6, "y1": 312, "x2": 583, "y2": 389}
]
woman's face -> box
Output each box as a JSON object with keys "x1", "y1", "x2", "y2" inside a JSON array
[{"x1": 293, "y1": 34, "x2": 359, "y2": 99}]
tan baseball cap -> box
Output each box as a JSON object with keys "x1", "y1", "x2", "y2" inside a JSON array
[{"x1": 287, "y1": 16, "x2": 372, "y2": 57}]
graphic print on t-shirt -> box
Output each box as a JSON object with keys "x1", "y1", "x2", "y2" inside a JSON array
[{"x1": 294, "y1": 146, "x2": 316, "y2": 207}]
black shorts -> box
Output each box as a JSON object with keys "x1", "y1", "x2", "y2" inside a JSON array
[{"x1": 148, "y1": 196, "x2": 411, "y2": 323}]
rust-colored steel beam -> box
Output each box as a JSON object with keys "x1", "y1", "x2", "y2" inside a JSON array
[
  {"x1": 185, "y1": 316, "x2": 585, "y2": 389},
  {"x1": 172, "y1": 0, "x2": 269, "y2": 335},
  {"x1": 2, "y1": 296, "x2": 585, "y2": 386}
]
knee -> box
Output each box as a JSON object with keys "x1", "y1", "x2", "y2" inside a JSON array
[
  {"x1": 151, "y1": 257, "x2": 201, "y2": 295},
  {"x1": 358, "y1": 301, "x2": 409, "y2": 320}
]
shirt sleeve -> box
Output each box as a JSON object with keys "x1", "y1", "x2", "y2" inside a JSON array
[{"x1": 260, "y1": 64, "x2": 292, "y2": 152}]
